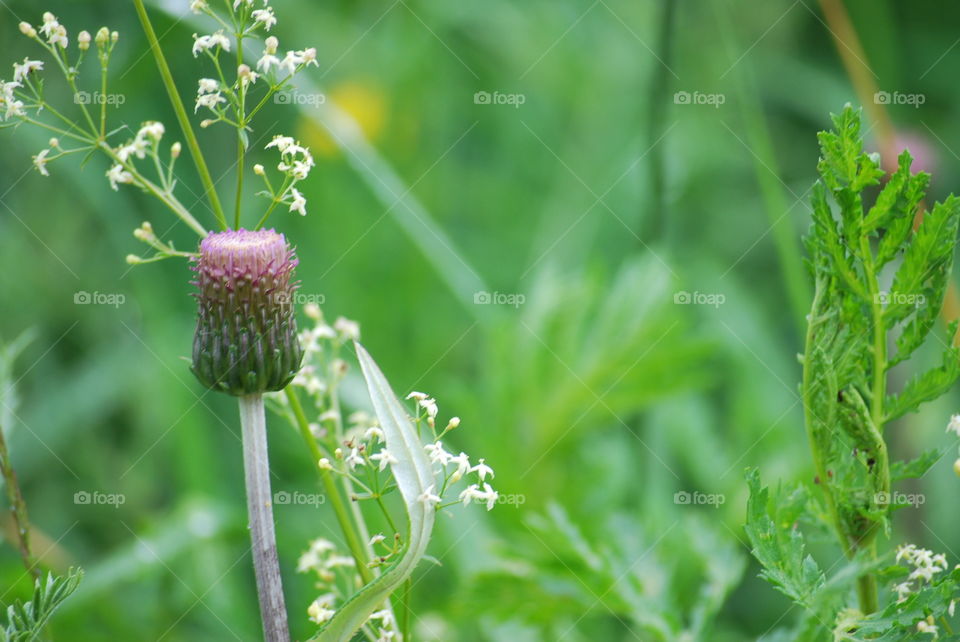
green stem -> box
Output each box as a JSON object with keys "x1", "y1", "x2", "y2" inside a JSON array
[
  {"x1": 238, "y1": 394, "x2": 290, "y2": 642},
  {"x1": 0, "y1": 423, "x2": 39, "y2": 579},
  {"x1": 132, "y1": 0, "x2": 227, "y2": 231},
  {"x1": 284, "y1": 387, "x2": 374, "y2": 585},
  {"x1": 398, "y1": 578, "x2": 411, "y2": 641}
]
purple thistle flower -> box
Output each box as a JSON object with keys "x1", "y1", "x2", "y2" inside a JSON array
[{"x1": 191, "y1": 228, "x2": 303, "y2": 395}]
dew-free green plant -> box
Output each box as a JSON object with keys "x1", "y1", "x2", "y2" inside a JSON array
[
  {"x1": 0, "y1": 2, "x2": 501, "y2": 640},
  {"x1": 746, "y1": 105, "x2": 960, "y2": 639}
]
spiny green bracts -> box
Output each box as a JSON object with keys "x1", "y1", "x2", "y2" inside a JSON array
[{"x1": 191, "y1": 229, "x2": 303, "y2": 395}]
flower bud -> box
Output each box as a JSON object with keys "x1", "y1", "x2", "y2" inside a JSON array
[
  {"x1": 171, "y1": 142, "x2": 182, "y2": 158},
  {"x1": 111, "y1": 31, "x2": 119, "y2": 44},
  {"x1": 954, "y1": 458, "x2": 960, "y2": 477},
  {"x1": 191, "y1": 229, "x2": 303, "y2": 395},
  {"x1": 78, "y1": 30, "x2": 91, "y2": 50},
  {"x1": 264, "y1": 36, "x2": 278, "y2": 55},
  {"x1": 48, "y1": 138, "x2": 59, "y2": 148},
  {"x1": 253, "y1": 163, "x2": 265, "y2": 175},
  {"x1": 19, "y1": 22, "x2": 36, "y2": 38},
  {"x1": 95, "y1": 27, "x2": 109, "y2": 46}
]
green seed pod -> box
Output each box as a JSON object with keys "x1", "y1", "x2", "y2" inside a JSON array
[{"x1": 191, "y1": 229, "x2": 303, "y2": 395}]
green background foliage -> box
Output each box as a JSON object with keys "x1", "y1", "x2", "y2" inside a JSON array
[{"x1": 0, "y1": 0, "x2": 959, "y2": 639}]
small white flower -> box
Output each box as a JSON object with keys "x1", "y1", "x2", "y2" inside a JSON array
[
  {"x1": 916, "y1": 618, "x2": 938, "y2": 638},
  {"x1": 949, "y1": 599, "x2": 957, "y2": 617},
  {"x1": 192, "y1": 31, "x2": 231, "y2": 57},
  {"x1": 198, "y1": 78, "x2": 219, "y2": 94},
  {"x1": 417, "y1": 485, "x2": 442, "y2": 508},
  {"x1": 237, "y1": 64, "x2": 259, "y2": 86},
  {"x1": 893, "y1": 580, "x2": 913, "y2": 603},
  {"x1": 406, "y1": 391, "x2": 428, "y2": 402},
  {"x1": 364, "y1": 426, "x2": 384, "y2": 443},
  {"x1": 266, "y1": 134, "x2": 296, "y2": 153},
  {"x1": 289, "y1": 188, "x2": 307, "y2": 216},
  {"x1": 470, "y1": 458, "x2": 494, "y2": 481},
  {"x1": 420, "y1": 397, "x2": 439, "y2": 419},
  {"x1": 39, "y1": 12, "x2": 59, "y2": 39},
  {"x1": 448, "y1": 452, "x2": 470, "y2": 483},
  {"x1": 307, "y1": 598, "x2": 336, "y2": 625},
  {"x1": 190, "y1": 0, "x2": 208, "y2": 13},
  {"x1": 195, "y1": 92, "x2": 226, "y2": 113},
  {"x1": 233, "y1": 0, "x2": 254, "y2": 8},
  {"x1": 345, "y1": 447, "x2": 365, "y2": 470},
  {"x1": 369, "y1": 534, "x2": 386, "y2": 547},
  {"x1": 252, "y1": 8, "x2": 277, "y2": 30},
  {"x1": 370, "y1": 449, "x2": 398, "y2": 472},
  {"x1": 48, "y1": 25, "x2": 68, "y2": 49},
  {"x1": 333, "y1": 317, "x2": 360, "y2": 341},
  {"x1": 32, "y1": 149, "x2": 50, "y2": 176},
  {"x1": 137, "y1": 121, "x2": 165, "y2": 142},
  {"x1": 12, "y1": 58, "x2": 43, "y2": 83},
  {"x1": 425, "y1": 441, "x2": 452, "y2": 466},
  {"x1": 106, "y1": 164, "x2": 133, "y2": 190},
  {"x1": 947, "y1": 414, "x2": 960, "y2": 437}
]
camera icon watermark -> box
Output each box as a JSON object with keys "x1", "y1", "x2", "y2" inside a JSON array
[
  {"x1": 673, "y1": 90, "x2": 725, "y2": 108},
  {"x1": 273, "y1": 490, "x2": 326, "y2": 507},
  {"x1": 473, "y1": 90, "x2": 526, "y2": 108},
  {"x1": 674, "y1": 490, "x2": 725, "y2": 508},
  {"x1": 874, "y1": 91, "x2": 925, "y2": 108},
  {"x1": 874, "y1": 491, "x2": 925, "y2": 508},
  {"x1": 673, "y1": 290, "x2": 725, "y2": 308},
  {"x1": 473, "y1": 290, "x2": 526, "y2": 308},
  {"x1": 74, "y1": 290, "x2": 126, "y2": 308},
  {"x1": 271, "y1": 291, "x2": 326, "y2": 306},
  {"x1": 274, "y1": 91, "x2": 326, "y2": 107},
  {"x1": 875, "y1": 291, "x2": 925, "y2": 307},
  {"x1": 74, "y1": 490, "x2": 126, "y2": 508},
  {"x1": 74, "y1": 91, "x2": 126, "y2": 107}
]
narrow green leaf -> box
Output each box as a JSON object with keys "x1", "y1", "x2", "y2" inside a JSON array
[{"x1": 313, "y1": 343, "x2": 437, "y2": 642}]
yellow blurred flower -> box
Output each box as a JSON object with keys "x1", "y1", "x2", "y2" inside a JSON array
[{"x1": 297, "y1": 80, "x2": 386, "y2": 157}]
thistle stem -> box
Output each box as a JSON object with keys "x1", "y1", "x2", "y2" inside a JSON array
[
  {"x1": 238, "y1": 394, "x2": 290, "y2": 642},
  {"x1": 0, "y1": 423, "x2": 38, "y2": 579}
]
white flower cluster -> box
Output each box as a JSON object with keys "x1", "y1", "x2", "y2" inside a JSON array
[
  {"x1": 255, "y1": 35, "x2": 317, "y2": 76},
  {"x1": 892, "y1": 544, "x2": 951, "y2": 604},
  {"x1": 298, "y1": 537, "x2": 399, "y2": 639},
  {"x1": 106, "y1": 121, "x2": 172, "y2": 191},
  {"x1": 257, "y1": 134, "x2": 315, "y2": 216},
  {"x1": 408, "y1": 392, "x2": 499, "y2": 511},
  {"x1": 39, "y1": 12, "x2": 68, "y2": 48}
]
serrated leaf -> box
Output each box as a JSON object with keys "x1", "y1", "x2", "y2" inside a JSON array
[
  {"x1": 312, "y1": 343, "x2": 436, "y2": 642},
  {"x1": 890, "y1": 449, "x2": 943, "y2": 483},
  {"x1": 4, "y1": 568, "x2": 83, "y2": 641},
  {"x1": 885, "y1": 339, "x2": 960, "y2": 421}
]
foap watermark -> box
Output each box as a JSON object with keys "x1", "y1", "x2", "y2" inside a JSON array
[
  {"x1": 875, "y1": 291, "x2": 925, "y2": 307},
  {"x1": 273, "y1": 490, "x2": 326, "y2": 507},
  {"x1": 674, "y1": 290, "x2": 725, "y2": 308},
  {"x1": 473, "y1": 90, "x2": 526, "y2": 108},
  {"x1": 874, "y1": 491, "x2": 925, "y2": 508},
  {"x1": 673, "y1": 90, "x2": 725, "y2": 108},
  {"x1": 271, "y1": 291, "x2": 326, "y2": 306},
  {"x1": 74, "y1": 90, "x2": 125, "y2": 107},
  {"x1": 74, "y1": 290, "x2": 126, "y2": 308},
  {"x1": 496, "y1": 493, "x2": 526, "y2": 508},
  {"x1": 674, "y1": 490, "x2": 725, "y2": 508},
  {"x1": 274, "y1": 91, "x2": 326, "y2": 107},
  {"x1": 74, "y1": 490, "x2": 126, "y2": 508},
  {"x1": 474, "y1": 291, "x2": 525, "y2": 308},
  {"x1": 874, "y1": 91, "x2": 925, "y2": 108}
]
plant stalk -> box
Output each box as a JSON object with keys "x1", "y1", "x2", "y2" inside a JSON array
[
  {"x1": 132, "y1": 0, "x2": 228, "y2": 231},
  {"x1": 284, "y1": 387, "x2": 375, "y2": 585},
  {"x1": 239, "y1": 394, "x2": 290, "y2": 642},
  {"x1": 0, "y1": 423, "x2": 39, "y2": 579}
]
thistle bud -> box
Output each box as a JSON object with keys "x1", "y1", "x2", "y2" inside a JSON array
[{"x1": 191, "y1": 229, "x2": 303, "y2": 395}]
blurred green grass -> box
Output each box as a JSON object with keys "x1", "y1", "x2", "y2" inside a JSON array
[{"x1": 1, "y1": 0, "x2": 960, "y2": 639}]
